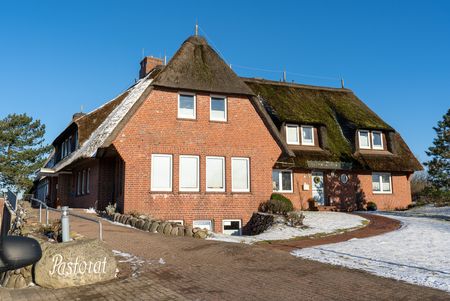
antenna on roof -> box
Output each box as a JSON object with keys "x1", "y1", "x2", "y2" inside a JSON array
[
  {"x1": 195, "y1": 19, "x2": 199, "y2": 36},
  {"x1": 341, "y1": 77, "x2": 345, "y2": 88},
  {"x1": 164, "y1": 50, "x2": 167, "y2": 65},
  {"x1": 80, "y1": 105, "x2": 84, "y2": 113},
  {"x1": 282, "y1": 69, "x2": 287, "y2": 82}
]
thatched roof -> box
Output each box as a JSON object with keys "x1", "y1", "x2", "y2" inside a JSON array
[
  {"x1": 152, "y1": 36, "x2": 254, "y2": 96},
  {"x1": 244, "y1": 78, "x2": 422, "y2": 172}
]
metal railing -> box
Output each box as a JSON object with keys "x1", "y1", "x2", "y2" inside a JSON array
[{"x1": 30, "y1": 198, "x2": 103, "y2": 241}]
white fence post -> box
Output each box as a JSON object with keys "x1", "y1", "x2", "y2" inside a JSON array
[{"x1": 61, "y1": 206, "x2": 70, "y2": 242}]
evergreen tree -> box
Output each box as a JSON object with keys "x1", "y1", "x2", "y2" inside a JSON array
[
  {"x1": 0, "y1": 113, "x2": 51, "y2": 193},
  {"x1": 424, "y1": 108, "x2": 450, "y2": 191}
]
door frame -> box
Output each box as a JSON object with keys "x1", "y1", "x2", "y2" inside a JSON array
[{"x1": 311, "y1": 171, "x2": 325, "y2": 205}]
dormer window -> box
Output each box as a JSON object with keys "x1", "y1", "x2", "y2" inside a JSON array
[
  {"x1": 286, "y1": 124, "x2": 315, "y2": 146},
  {"x1": 286, "y1": 124, "x2": 299, "y2": 145},
  {"x1": 301, "y1": 126, "x2": 314, "y2": 145},
  {"x1": 358, "y1": 130, "x2": 371, "y2": 149},
  {"x1": 372, "y1": 131, "x2": 383, "y2": 150},
  {"x1": 358, "y1": 130, "x2": 384, "y2": 150}
]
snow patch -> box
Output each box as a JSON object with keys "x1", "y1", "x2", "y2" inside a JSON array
[
  {"x1": 84, "y1": 207, "x2": 96, "y2": 214},
  {"x1": 291, "y1": 213, "x2": 450, "y2": 292},
  {"x1": 208, "y1": 211, "x2": 367, "y2": 244},
  {"x1": 112, "y1": 250, "x2": 166, "y2": 277}
]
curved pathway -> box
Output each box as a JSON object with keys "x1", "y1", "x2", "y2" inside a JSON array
[
  {"x1": 260, "y1": 213, "x2": 400, "y2": 251},
  {"x1": 1, "y1": 210, "x2": 447, "y2": 300}
]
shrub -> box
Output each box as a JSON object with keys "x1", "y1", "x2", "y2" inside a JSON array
[
  {"x1": 286, "y1": 211, "x2": 305, "y2": 227},
  {"x1": 259, "y1": 194, "x2": 294, "y2": 215},
  {"x1": 366, "y1": 201, "x2": 377, "y2": 211},
  {"x1": 105, "y1": 203, "x2": 117, "y2": 216}
]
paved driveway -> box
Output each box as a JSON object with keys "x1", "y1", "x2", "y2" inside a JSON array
[{"x1": 1, "y1": 209, "x2": 448, "y2": 300}]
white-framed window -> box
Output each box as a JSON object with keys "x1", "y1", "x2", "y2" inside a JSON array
[
  {"x1": 81, "y1": 170, "x2": 86, "y2": 195},
  {"x1": 231, "y1": 157, "x2": 250, "y2": 192},
  {"x1": 193, "y1": 220, "x2": 213, "y2": 231},
  {"x1": 286, "y1": 124, "x2": 299, "y2": 145},
  {"x1": 178, "y1": 93, "x2": 196, "y2": 119},
  {"x1": 358, "y1": 130, "x2": 371, "y2": 149},
  {"x1": 151, "y1": 154, "x2": 173, "y2": 192},
  {"x1": 210, "y1": 96, "x2": 227, "y2": 122},
  {"x1": 86, "y1": 168, "x2": 90, "y2": 194},
  {"x1": 61, "y1": 141, "x2": 66, "y2": 158},
  {"x1": 372, "y1": 131, "x2": 383, "y2": 150},
  {"x1": 301, "y1": 126, "x2": 314, "y2": 146},
  {"x1": 222, "y1": 219, "x2": 242, "y2": 236},
  {"x1": 272, "y1": 169, "x2": 293, "y2": 193},
  {"x1": 77, "y1": 171, "x2": 81, "y2": 195},
  {"x1": 168, "y1": 220, "x2": 184, "y2": 225},
  {"x1": 206, "y1": 156, "x2": 225, "y2": 192},
  {"x1": 179, "y1": 155, "x2": 199, "y2": 192},
  {"x1": 372, "y1": 172, "x2": 392, "y2": 194},
  {"x1": 68, "y1": 136, "x2": 72, "y2": 153}
]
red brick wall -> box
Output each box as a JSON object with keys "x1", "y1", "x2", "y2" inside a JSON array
[
  {"x1": 112, "y1": 89, "x2": 282, "y2": 232},
  {"x1": 67, "y1": 160, "x2": 99, "y2": 209},
  {"x1": 278, "y1": 170, "x2": 312, "y2": 209},
  {"x1": 280, "y1": 170, "x2": 412, "y2": 211},
  {"x1": 57, "y1": 174, "x2": 71, "y2": 207},
  {"x1": 358, "y1": 172, "x2": 412, "y2": 210}
]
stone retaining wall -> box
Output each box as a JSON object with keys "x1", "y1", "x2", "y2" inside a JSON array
[{"x1": 103, "y1": 212, "x2": 209, "y2": 239}]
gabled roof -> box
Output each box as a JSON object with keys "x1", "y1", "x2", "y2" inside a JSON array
[
  {"x1": 152, "y1": 36, "x2": 254, "y2": 96},
  {"x1": 50, "y1": 71, "x2": 156, "y2": 172},
  {"x1": 243, "y1": 78, "x2": 422, "y2": 172}
]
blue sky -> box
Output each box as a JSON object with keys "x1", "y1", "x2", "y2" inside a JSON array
[{"x1": 1, "y1": 1, "x2": 449, "y2": 164}]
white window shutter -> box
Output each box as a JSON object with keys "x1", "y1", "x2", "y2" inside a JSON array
[
  {"x1": 179, "y1": 156, "x2": 199, "y2": 191},
  {"x1": 232, "y1": 158, "x2": 249, "y2": 192},
  {"x1": 151, "y1": 154, "x2": 172, "y2": 191},
  {"x1": 206, "y1": 157, "x2": 225, "y2": 191}
]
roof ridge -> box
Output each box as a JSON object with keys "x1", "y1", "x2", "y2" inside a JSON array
[{"x1": 241, "y1": 77, "x2": 353, "y2": 93}]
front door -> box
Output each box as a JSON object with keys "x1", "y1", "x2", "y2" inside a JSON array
[{"x1": 312, "y1": 171, "x2": 325, "y2": 205}]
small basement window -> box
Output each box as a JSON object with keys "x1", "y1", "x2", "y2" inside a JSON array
[
  {"x1": 210, "y1": 96, "x2": 227, "y2": 121},
  {"x1": 222, "y1": 219, "x2": 242, "y2": 236},
  {"x1": 193, "y1": 220, "x2": 213, "y2": 231},
  {"x1": 178, "y1": 93, "x2": 196, "y2": 119},
  {"x1": 168, "y1": 220, "x2": 184, "y2": 225},
  {"x1": 272, "y1": 170, "x2": 293, "y2": 193},
  {"x1": 372, "y1": 173, "x2": 392, "y2": 194}
]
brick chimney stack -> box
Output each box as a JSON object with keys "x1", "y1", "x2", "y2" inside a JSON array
[{"x1": 139, "y1": 56, "x2": 163, "y2": 79}]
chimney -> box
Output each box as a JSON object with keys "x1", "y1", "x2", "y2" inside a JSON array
[
  {"x1": 139, "y1": 56, "x2": 163, "y2": 79},
  {"x1": 72, "y1": 112, "x2": 85, "y2": 121}
]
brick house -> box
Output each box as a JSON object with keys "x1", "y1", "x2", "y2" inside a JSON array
[{"x1": 34, "y1": 35, "x2": 421, "y2": 233}]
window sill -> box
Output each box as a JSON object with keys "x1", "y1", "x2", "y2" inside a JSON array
[
  {"x1": 209, "y1": 120, "x2": 228, "y2": 124},
  {"x1": 372, "y1": 191, "x2": 392, "y2": 195},
  {"x1": 177, "y1": 117, "x2": 197, "y2": 121},
  {"x1": 273, "y1": 190, "x2": 294, "y2": 194}
]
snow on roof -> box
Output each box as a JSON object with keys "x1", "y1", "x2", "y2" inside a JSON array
[{"x1": 52, "y1": 74, "x2": 153, "y2": 172}]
